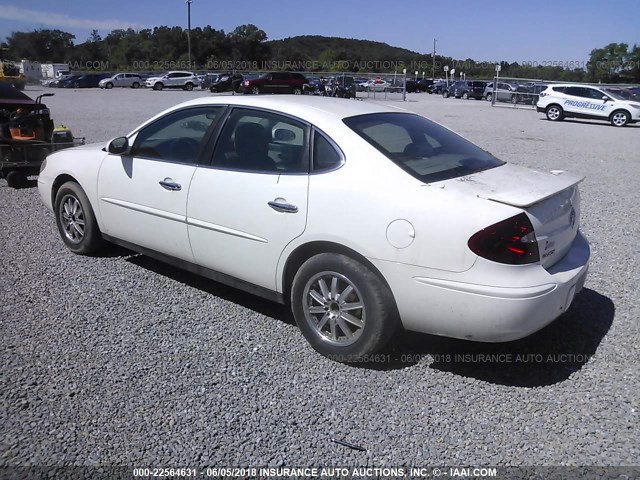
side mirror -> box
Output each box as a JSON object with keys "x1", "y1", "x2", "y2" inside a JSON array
[
  {"x1": 274, "y1": 128, "x2": 296, "y2": 142},
  {"x1": 602, "y1": 96, "x2": 609, "y2": 102},
  {"x1": 108, "y1": 136, "x2": 129, "y2": 155}
]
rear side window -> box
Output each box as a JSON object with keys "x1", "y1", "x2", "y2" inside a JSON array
[
  {"x1": 552, "y1": 86, "x2": 566, "y2": 93},
  {"x1": 313, "y1": 132, "x2": 343, "y2": 172},
  {"x1": 343, "y1": 113, "x2": 504, "y2": 183}
]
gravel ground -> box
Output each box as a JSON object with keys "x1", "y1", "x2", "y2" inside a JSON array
[{"x1": 1, "y1": 86, "x2": 639, "y2": 471}]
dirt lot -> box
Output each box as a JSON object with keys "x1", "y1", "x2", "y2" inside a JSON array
[{"x1": 1, "y1": 86, "x2": 639, "y2": 470}]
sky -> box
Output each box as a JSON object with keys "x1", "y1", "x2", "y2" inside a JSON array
[{"x1": 0, "y1": 0, "x2": 638, "y2": 64}]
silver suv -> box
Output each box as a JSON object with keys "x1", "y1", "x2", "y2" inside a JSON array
[
  {"x1": 483, "y1": 82, "x2": 516, "y2": 102},
  {"x1": 99, "y1": 73, "x2": 142, "y2": 89},
  {"x1": 145, "y1": 71, "x2": 200, "y2": 91}
]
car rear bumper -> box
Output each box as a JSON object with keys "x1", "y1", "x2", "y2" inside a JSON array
[{"x1": 370, "y1": 230, "x2": 590, "y2": 342}]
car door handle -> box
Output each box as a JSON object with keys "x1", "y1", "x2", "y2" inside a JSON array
[
  {"x1": 268, "y1": 201, "x2": 298, "y2": 213},
  {"x1": 159, "y1": 178, "x2": 181, "y2": 191}
]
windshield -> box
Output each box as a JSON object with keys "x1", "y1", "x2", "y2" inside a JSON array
[{"x1": 343, "y1": 113, "x2": 504, "y2": 183}]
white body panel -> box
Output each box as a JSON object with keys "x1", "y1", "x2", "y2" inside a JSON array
[
  {"x1": 97, "y1": 154, "x2": 196, "y2": 261},
  {"x1": 187, "y1": 170, "x2": 308, "y2": 290}
]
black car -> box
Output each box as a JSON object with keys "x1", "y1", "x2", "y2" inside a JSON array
[
  {"x1": 512, "y1": 83, "x2": 548, "y2": 105},
  {"x1": 450, "y1": 80, "x2": 488, "y2": 99},
  {"x1": 61, "y1": 73, "x2": 110, "y2": 88},
  {"x1": 428, "y1": 80, "x2": 448, "y2": 94},
  {"x1": 210, "y1": 73, "x2": 243, "y2": 93},
  {"x1": 333, "y1": 76, "x2": 356, "y2": 98},
  {"x1": 49, "y1": 75, "x2": 80, "y2": 88},
  {"x1": 441, "y1": 81, "x2": 458, "y2": 98},
  {"x1": 304, "y1": 78, "x2": 327, "y2": 96},
  {"x1": 406, "y1": 80, "x2": 421, "y2": 93}
]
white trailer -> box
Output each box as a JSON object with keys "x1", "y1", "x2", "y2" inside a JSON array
[{"x1": 41, "y1": 63, "x2": 70, "y2": 79}]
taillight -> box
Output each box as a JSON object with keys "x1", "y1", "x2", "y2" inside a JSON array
[{"x1": 468, "y1": 213, "x2": 539, "y2": 265}]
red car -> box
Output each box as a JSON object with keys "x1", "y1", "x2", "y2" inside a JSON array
[{"x1": 241, "y1": 72, "x2": 307, "y2": 95}]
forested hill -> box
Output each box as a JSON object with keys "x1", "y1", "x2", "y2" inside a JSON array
[{"x1": 267, "y1": 35, "x2": 427, "y2": 66}]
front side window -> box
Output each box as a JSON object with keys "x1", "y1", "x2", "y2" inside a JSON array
[
  {"x1": 211, "y1": 108, "x2": 308, "y2": 173},
  {"x1": 131, "y1": 107, "x2": 224, "y2": 163},
  {"x1": 344, "y1": 113, "x2": 504, "y2": 183}
]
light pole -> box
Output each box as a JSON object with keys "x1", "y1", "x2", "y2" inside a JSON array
[
  {"x1": 432, "y1": 38, "x2": 437, "y2": 80},
  {"x1": 186, "y1": 0, "x2": 193, "y2": 69}
]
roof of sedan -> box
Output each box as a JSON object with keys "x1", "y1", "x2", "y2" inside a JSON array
[{"x1": 175, "y1": 95, "x2": 405, "y2": 120}]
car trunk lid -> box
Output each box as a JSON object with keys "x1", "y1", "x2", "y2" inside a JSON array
[{"x1": 435, "y1": 164, "x2": 584, "y2": 268}]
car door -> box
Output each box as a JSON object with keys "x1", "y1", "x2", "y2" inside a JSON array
[
  {"x1": 564, "y1": 87, "x2": 608, "y2": 119},
  {"x1": 112, "y1": 74, "x2": 124, "y2": 87},
  {"x1": 97, "y1": 106, "x2": 226, "y2": 261},
  {"x1": 165, "y1": 73, "x2": 179, "y2": 87},
  {"x1": 187, "y1": 107, "x2": 310, "y2": 291}
]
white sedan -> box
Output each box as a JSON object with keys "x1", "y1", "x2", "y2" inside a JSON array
[{"x1": 38, "y1": 96, "x2": 590, "y2": 360}]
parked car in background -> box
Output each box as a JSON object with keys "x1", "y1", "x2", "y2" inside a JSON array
[
  {"x1": 406, "y1": 80, "x2": 421, "y2": 93},
  {"x1": 240, "y1": 72, "x2": 307, "y2": 95},
  {"x1": 99, "y1": 73, "x2": 142, "y2": 89},
  {"x1": 333, "y1": 76, "x2": 356, "y2": 98},
  {"x1": 197, "y1": 73, "x2": 219, "y2": 90},
  {"x1": 210, "y1": 73, "x2": 243, "y2": 93},
  {"x1": 441, "y1": 81, "x2": 459, "y2": 98},
  {"x1": 363, "y1": 79, "x2": 389, "y2": 92},
  {"x1": 451, "y1": 80, "x2": 488, "y2": 99},
  {"x1": 512, "y1": 83, "x2": 549, "y2": 105},
  {"x1": 602, "y1": 87, "x2": 639, "y2": 102},
  {"x1": 537, "y1": 84, "x2": 640, "y2": 127},
  {"x1": 145, "y1": 71, "x2": 200, "y2": 91},
  {"x1": 38, "y1": 96, "x2": 590, "y2": 360},
  {"x1": 48, "y1": 74, "x2": 80, "y2": 88},
  {"x1": 304, "y1": 78, "x2": 327, "y2": 96},
  {"x1": 484, "y1": 82, "x2": 517, "y2": 102},
  {"x1": 428, "y1": 80, "x2": 448, "y2": 94},
  {"x1": 61, "y1": 73, "x2": 111, "y2": 89}
]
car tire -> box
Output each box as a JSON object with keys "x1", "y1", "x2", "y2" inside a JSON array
[
  {"x1": 184, "y1": 82, "x2": 194, "y2": 91},
  {"x1": 293, "y1": 87, "x2": 302, "y2": 95},
  {"x1": 54, "y1": 181, "x2": 105, "y2": 255},
  {"x1": 5, "y1": 170, "x2": 28, "y2": 189},
  {"x1": 442, "y1": 91, "x2": 449, "y2": 98},
  {"x1": 73, "y1": 82, "x2": 80, "y2": 88},
  {"x1": 545, "y1": 104, "x2": 564, "y2": 122},
  {"x1": 132, "y1": 82, "x2": 140, "y2": 89},
  {"x1": 153, "y1": 82, "x2": 164, "y2": 91},
  {"x1": 251, "y1": 86, "x2": 260, "y2": 95},
  {"x1": 105, "y1": 82, "x2": 113, "y2": 89},
  {"x1": 485, "y1": 93, "x2": 493, "y2": 102},
  {"x1": 291, "y1": 253, "x2": 399, "y2": 361},
  {"x1": 462, "y1": 92, "x2": 469, "y2": 99},
  {"x1": 610, "y1": 110, "x2": 630, "y2": 127}
]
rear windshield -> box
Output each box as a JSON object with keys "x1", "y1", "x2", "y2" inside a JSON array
[{"x1": 343, "y1": 113, "x2": 504, "y2": 183}]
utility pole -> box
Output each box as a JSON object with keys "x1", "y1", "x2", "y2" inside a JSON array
[
  {"x1": 432, "y1": 38, "x2": 437, "y2": 80},
  {"x1": 186, "y1": 0, "x2": 193, "y2": 69}
]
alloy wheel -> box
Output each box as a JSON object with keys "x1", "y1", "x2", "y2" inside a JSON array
[
  {"x1": 59, "y1": 194, "x2": 85, "y2": 243},
  {"x1": 302, "y1": 271, "x2": 365, "y2": 346}
]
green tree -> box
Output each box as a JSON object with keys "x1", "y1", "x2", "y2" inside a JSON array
[{"x1": 587, "y1": 43, "x2": 629, "y2": 83}]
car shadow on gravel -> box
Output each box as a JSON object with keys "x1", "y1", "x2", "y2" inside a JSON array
[
  {"x1": 116, "y1": 252, "x2": 615, "y2": 387},
  {"x1": 376, "y1": 288, "x2": 615, "y2": 387},
  {"x1": 124, "y1": 253, "x2": 293, "y2": 324}
]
